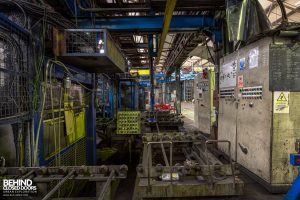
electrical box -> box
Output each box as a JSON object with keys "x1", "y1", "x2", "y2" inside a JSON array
[
  {"x1": 194, "y1": 69, "x2": 215, "y2": 134},
  {"x1": 218, "y1": 37, "x2": 300, "y2": 190},
  {"x1": 290, "y1": 154, "x2": 300, "y2": 166}
]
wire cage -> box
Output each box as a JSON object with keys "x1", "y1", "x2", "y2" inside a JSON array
[
  {"x1": 44, "y1": 82, "x2": 63, "y2": 111},
  {"x1": 65, "y1": 30, "x2": 105, "y2": 54},
  {"x1": 0, "y1": 21, "x2": 32, "y2": 123},
  {"x1": 44, "y1": 82, "x2": 85, "y2": 111},
  {"x1": 54, "y1": 29, "x2": 126, "y2": 73}
]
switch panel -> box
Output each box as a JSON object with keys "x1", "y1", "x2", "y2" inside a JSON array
[
  {"x1": 220, "y1": 88, "x2": 235, "y2": 100},
  {"x1": 240, "y1": 86, "x2": 263, "y2": 99}
]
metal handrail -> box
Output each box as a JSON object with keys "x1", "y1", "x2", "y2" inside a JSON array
[
  {"x1": 98, "y1": 170, "x2": 115, "y2": 200},
  {"x1": 204, "y1": 140, "x2": 235, "y2": 190},
  {"x1": 155, "y1": 111, "x2": 170, "y2": 167},
  {"x1": 42, "y1": 169, "x2": 75, "y2": 200},
  {"x1": 146, "y1": 141, "x2": 173, "y2": 192}
]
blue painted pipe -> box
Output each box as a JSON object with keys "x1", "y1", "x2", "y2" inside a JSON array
[
  {"x1": 0, "y1": 12, "x2": 29, "y2": 38},
  {"x1": 285, "y1": 173, "x2": 300, "y2": 200},
  {"x1": 79, "y1": 15, "x2": 217, "y2": 31}
]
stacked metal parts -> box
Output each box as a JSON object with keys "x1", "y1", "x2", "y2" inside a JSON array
[{"x1": 142, "y1": 110, "x2": 184, "y2": 132}]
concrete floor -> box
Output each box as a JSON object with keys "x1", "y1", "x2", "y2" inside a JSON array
[
  {"x1": 181, "y1": 102, "x2": 285, "y2": 200},
  {"x1": 181, "y1": 102, "x2": 195, "y2": 122}
]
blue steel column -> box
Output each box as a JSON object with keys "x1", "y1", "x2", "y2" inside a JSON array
[
  {"x1": 86, "y1": 73, "x2": 97, "y2": 165},
  {"x1": 149, "y1": 35, "x2": 155, "y2": 112},
  {"x1": 109, "y1": 80, "x2": 114, "y2": 118},
  {"x1": 285, "y1": 173, "x2": 300, "y2": 200},
  {"x1": 175, "y1": 66, "x2": 181, "y2": 114},
  {"x1": 131, "y1": 81, "x2": 134, "y2": 110},
  {"x1": 118, "y1": 81, "x2": 121, "y2": 110}
]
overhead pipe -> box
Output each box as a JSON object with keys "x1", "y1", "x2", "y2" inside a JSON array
[
  {"x1": 276, "y1": 0, "x2": 288, "y2": 24},
  {"x1": 278, "y1": 30, "x2": 300, "y2": 37},
  {"x1": 76, "y1": 0, "x2": 150, "y2": 12}
]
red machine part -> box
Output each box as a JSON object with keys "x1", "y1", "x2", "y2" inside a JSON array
[{"x1": 154, "y1": 104, "x2": 176, "y2": 111}]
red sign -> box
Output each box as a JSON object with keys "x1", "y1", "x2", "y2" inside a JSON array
[{"x1": 238, "y1": 75, "x2": 244, "y2": 88}]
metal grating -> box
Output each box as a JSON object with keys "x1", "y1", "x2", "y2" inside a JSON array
[
  {"x1": 47, "y1": 139, "x2": 87, "y2": 198},
  {"x1": 48, "y1": 138, "x2": 87, "y2": 167},
  {"x1": 70, "y1": 84, "x2": 85, "y2": 106},
  {"x1": 65, "y1": 30, "x2": 105, "y2": 54},
  {"x1": 44, "y1": 82, "x2": 85, "y2": 110},
  {"x1": 0, "y1": 27, "x2": 31, "y2": 122},
  {"x1": 45, "y1": 82, "x2": 63, "y2": 110}
]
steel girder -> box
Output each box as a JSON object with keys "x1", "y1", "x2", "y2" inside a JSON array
[{"x1": 78, "y1": 15, "x2": 219, "y2": 33}]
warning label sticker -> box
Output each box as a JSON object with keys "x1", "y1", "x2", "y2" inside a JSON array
[
  {"x1": 274, "y1": 92, "x2": 289, "y2": 113},
  {"x1": 238, "y1": 75, "x2": 244, "y2": 88}
]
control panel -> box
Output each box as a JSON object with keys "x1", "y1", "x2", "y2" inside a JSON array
[
  {"x1": 195, "y1": 80, "x2": 209, "y2": 99},
  {"x1": 239, "y1": 86, "x2": 263, "y2": 99},
  {"x1": 220, "y1": 88, "x2": 235, "y2": 100}
]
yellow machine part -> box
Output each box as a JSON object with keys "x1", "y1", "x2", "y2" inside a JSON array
[
  {"x1": 117, "y1": 111, "x2": 141, "y2": 134},
  {"x1": 64, "y1": 109, "x2": 76, "y2": 144},
  {"x1": 75, "y1": 111, "x2": 86, "y2": 140},
  {"x1": 64, "y1": 93, "x2": 86, "y2": 144},
  {"x1": 209, "y1": 68, "x2": 216, "y2": 126}
]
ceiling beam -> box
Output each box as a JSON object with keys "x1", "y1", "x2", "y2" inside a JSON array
[
  {"x1": 78, "y1": 15, "x2": 218, "y2": 33},
  {"x1": 156, "y1": 0, "x2": 177, "y2": 65}
]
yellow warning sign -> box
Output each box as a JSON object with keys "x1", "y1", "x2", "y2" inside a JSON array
[
  {"x1": 277, "y1": 92, "x2": 287, "y2": 101},
  {"x1": 274, "y1": 92, "x2": 289, "y2": 114}
]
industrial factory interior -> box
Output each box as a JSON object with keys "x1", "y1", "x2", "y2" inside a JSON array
[{"x1": 1, "y1": 0, "x2": 300, "y2": 199}]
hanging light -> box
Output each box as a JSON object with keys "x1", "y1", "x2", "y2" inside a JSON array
[{"x1": 98, "y1": 39, "x2": 105, "y2": 54}]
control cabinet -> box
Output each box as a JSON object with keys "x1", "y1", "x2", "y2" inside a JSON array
[
  {"x1": 218, "y1": 37, "x2": 300, "y2": 190},
  {"x1": 194, "y1": 68, "x2": 215, "y2": 134}
]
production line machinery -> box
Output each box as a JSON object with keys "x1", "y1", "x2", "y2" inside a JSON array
[
  {"x1": 142, "y1": 110, "x2": 184, "y2": 132},
  {"x1": 0, "y1": 165, "x2": 128, "y2": 200},
  {"x1": 133, "y1": 132, "x2": 244, "y2": 199}
]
